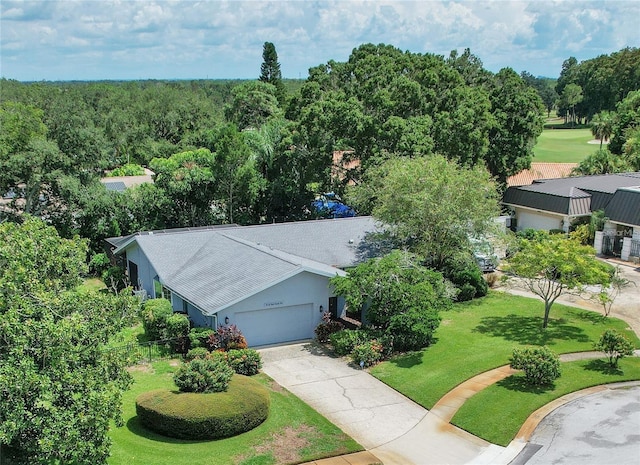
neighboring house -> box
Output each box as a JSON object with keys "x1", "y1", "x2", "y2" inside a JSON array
[
  {"x1": 502, "y1": 172, "x2": 640, "y2": 262},
  {"x1": 107, "y1": 217, "x2": 380, "y2": 347},
  {"x1": 596, "y1": 187, "x2": 640, "y2": 261},
  {"x1": 506, "y1": 162, "x2": 578, "y2": 187},
  {"x1": 100, "y1": 168, "x2": 154, "y2": 192}
]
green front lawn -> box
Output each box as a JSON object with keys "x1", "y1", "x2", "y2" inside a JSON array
[
  {"x1": 452, "y1": 357, "x2": 640, "y2": 446},
  {"x1": 533, "y1": 128, "x2": 597, "y2": 163},
  {"x1": 370, "y1": 292, "x2": 639, "y2": 409},
  {"x1": 109, "y1": 361, "x2": 361, "y2": 465}
]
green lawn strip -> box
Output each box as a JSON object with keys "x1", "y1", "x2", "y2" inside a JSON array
[
  {"x1": 532, "y1": 128, "x2": 596, "y2": 163},
  {"x1": 77, "y1": 277, "x2": 107, "y2": 293},
  {"x1": 370, "y1": 292, "x2": 639, "y2": 409},
  {"x1": 108, "y1": 361, "x2": 361, "y2": 465},
  {"x1": 451, "y1": 357, "x2": 640, "y2": 446}
]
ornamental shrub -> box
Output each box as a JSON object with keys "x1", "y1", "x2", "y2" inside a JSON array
[
  {"x1": 227, "y1": 349, "x2": 262, "y2": 376},
  {"x1": 351, "y1": 340, "x2": 383, "y2": 368},
  {"x1": 329, "y1": 329, "x2": 371, "y2": 356},
  {"x1": 141, "y1": 299, "x2": 173, "y2": 340},
  {"x1": 315, "y1": 312, "x2": 345, "y2": 343},
  {"x1": 166, "y1": 313, "x2": 190, "y2": 353},
  {"x1": 136, "y1": 376, "x2": 270, "y2": 440},
  {"x1": 173, "y1": 358, "x2": 234, "y2": 393},
  {"x1": 510, "y1": 346, "x2": 561, "y2": 386},
  {"x1": 185, "y1": 347, "x2": 210, "y2": 362},
  {"x1": 387, "y1": 307, "x2": 440, "y2": 352},
  {"x1": 594, "y1": 329, "x2": 634, "y2": 367},
  {"x1": 207, "y1": 324, "x2": 248, "y2": 351},
  {"x1": 189, "y1": 327, "x2": 215, "y2": 349},
  {"x1": 440, "y1": 255, "x2": 488, "y2": 302}
]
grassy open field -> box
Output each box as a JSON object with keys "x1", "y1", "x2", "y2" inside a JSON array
[
  {"x1": 532, "y1": 127, "x2": 598, "y2": 163},
  {"x1": 108, "y1": 361, "x2": 361, "y2": 465},
  {"x1": 370, "y1": 292, "x2": 639, "y2": 409}
]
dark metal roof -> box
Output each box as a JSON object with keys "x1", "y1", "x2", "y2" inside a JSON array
[
  {"x1": 503, "y1": 172, "x2": 640, "y2": 217},
  {"x1": 605, "y1": 188, "x2": 640, "y2": 226}
]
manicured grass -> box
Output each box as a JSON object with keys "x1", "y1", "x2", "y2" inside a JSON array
[
  {"x1": 77, "y1": 277, "x2": 107, "y2": 293},
  {"x1": 108, "y1": 361, "x2": 362, "y2": 465},
  {"x1": 533, "y1": 128, "x2": 597, "y2": 163},
  {"x1": 452, "y1": 357, "x2": 640, "y2": 446},
  {"x1": 370, "y1": 292, "x2": 639, "y2": 410}
]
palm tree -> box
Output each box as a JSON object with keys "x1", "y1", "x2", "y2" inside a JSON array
[{"x1": 591, "y1": 111, "x2": 613, "y2": 149}]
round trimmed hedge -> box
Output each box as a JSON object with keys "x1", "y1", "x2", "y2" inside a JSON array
[{"x1": 135, "y1": 375, "x2": 270, "y2": 440}]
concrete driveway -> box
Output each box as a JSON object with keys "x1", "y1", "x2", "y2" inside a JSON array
[{"x1": 259, "y1": 342, "x2": 499, "y2": 465}]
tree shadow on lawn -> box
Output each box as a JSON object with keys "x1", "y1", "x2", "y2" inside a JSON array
[
  {"x1": 496, "y1": 375, "x2": 556, "y2": 394},
  {"x1": 473, "y1": 314, "x2": 590, "y2": 346},
  {"x1": 388, "y1": 350, "x2": 424, "y2": 368},
  {"x1": 583, "y1": 359, "x2": 624, "y2": 376}
]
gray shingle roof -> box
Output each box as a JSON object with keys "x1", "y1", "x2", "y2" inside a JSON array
[{"x1": 117, "y1": 217, "x2": 381, "y2": 314}]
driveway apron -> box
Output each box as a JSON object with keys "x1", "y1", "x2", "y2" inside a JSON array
[{"x1": 259, "y1": 342, "x2": 495, "y2": 465}]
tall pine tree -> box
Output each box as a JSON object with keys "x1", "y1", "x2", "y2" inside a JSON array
[{"x1": 259, "y1": 42, "x2": 286, "y2": 105}]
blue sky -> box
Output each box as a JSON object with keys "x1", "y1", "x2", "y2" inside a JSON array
[{"x1": 1, "y1": 0, "x2": 638, "y2": 82}]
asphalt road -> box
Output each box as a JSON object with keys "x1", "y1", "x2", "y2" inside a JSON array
[{"x1": 520, "y1": 385, "x2": 640, "y2": 465}]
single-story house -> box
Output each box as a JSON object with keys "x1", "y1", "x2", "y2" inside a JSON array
[
  {"x1": 107, "y1": 217, "x2": 380, "y2": 347},
  {"x1": 502, "y1": 172, "x2": 640, "y2": 261}
]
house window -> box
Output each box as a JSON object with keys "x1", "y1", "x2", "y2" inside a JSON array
[
  {"x1": 153, "y1": 278, "x2": 172, "y2": 301},
  {"x1": 128, "y1": 261, "x2": 139, "y2": 289}
]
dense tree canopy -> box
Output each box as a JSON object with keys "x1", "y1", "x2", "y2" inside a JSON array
[
  {"x1": 349, "y1": 154, "x2": 501, "y2": 269},
  {"x1": 2, "y1": 43, "x2": 634, "y2": 256},
  {"x1": 555, "y1": 48, "x2": 640, "y2": 123},
  {"x1": 0, "y1": 217, "x2": 139, "y2": 464}
]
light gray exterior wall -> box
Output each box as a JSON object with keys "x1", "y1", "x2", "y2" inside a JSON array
[
  {"x1": 219, "y1": 271, "x2": 334, "y2": 327},
  {"x1": 515, "y1": 207, "x2": 564, "y2": 231},
  {"x1": 124, "y1": 243, "x2": 157, "y2": 297}
]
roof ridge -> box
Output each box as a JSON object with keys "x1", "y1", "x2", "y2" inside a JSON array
[{"x1": 220, "y1": 232, "x2": 305, "y2": 268}]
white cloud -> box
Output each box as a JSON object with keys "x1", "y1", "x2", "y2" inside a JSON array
[{"x1": 0, "y1": 0, "x2": 637, "y2": 81}]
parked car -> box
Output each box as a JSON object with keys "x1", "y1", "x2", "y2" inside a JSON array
[
  {"x1": 474, "y1": 254, "x2": 496, "y2": 273},
  {"x1": 312, "y1": 193, "x2": 356, "y2": 218}
]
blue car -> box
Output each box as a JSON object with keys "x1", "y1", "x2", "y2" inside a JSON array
[{"x1": 312, "y1": 193, "x2": 356, "y2": 218}]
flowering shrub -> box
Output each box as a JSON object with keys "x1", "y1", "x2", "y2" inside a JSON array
[
  {"x1": 227, "y1": 349, "x2": 262, "y2": 376},
  {"x1": 510, "y1": 346, "x2": 560, "y2": 386},
  {"x1": 351, "y1": 340, "x2": 383, "y2": 368},
  {"x1": 173, "y1": 358, "x2": 234, "y2": 393}
]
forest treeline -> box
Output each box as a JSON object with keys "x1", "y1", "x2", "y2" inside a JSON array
[{"x1": 1, "y1": 44, "x2": 638, "y2": 253}]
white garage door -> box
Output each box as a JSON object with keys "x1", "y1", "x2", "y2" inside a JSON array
[{"x1": 234, "y1": 303, "x2": 315, "y2": 347}]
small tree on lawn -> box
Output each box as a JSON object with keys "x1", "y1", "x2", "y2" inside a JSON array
[
  {"x1": 594, "y1": 329, "x2": 635, "y2": 367},
  {"x1": 504, "y1": 233, "x2": 613, "y2": 329},
  {"x1": 591, "y1": 267, "x2": 633, "y2": 317}
]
